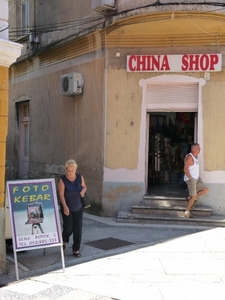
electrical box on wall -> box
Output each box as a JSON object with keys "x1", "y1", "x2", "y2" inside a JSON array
[
  {"x1": 60, "y1": 72, "x2": 84, "y2": 96},
  {"x1": 92, "y1": 0, "x2": 116, "y2": 13}
]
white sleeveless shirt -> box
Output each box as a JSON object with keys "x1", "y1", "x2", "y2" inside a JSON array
[{"x1": 184, "y1": 153, "x2": 199, "y2": 181}]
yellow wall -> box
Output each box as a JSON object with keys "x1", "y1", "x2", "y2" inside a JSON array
[
  {"x1": 106, "y1": 62, "x2": 225, "y2": 173},
  {"x1": 203, "y1": 70, "x2": 225, "y2": 171},
  {"x1": 0, "y1": 66, "x2": 8, "y2": 208},
  {"x1": 106, "y1": 69, "x2": 142, "y2": 169},
  {"x1": 105, "y1": 11, "x2": 225, "y2": 173}
]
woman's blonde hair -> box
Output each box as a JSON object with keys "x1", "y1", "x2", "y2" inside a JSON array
[{"x1": 65, "y1": 159, "x2": 78, "y2": 169}]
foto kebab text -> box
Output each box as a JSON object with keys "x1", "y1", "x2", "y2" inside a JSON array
[{"x1": 12, "y1": 185, "x2": 51, "y2": 203}]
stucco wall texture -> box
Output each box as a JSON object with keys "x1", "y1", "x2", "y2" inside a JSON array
[
  {"x1": 106, "y1": 67, "x2": 225, "y2": 173},
  {"x1": 6, "y1": 1, "x2": 225, "y2": 218},
  {"x1": 106, "y1": 69, "x2": 142, "y2": 170},
  {"x1": 7, "y1": 58, "x2": 105, "y2": 205},
  {"x1": 0, "y1": 66, "x2": 8, "y2": 206},
  {"x1": 203, "y1": 70, "x2": 225, "y2": 172}
]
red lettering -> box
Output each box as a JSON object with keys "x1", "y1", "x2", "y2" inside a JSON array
[
  {"x1": 200, "y1": 54, "x2": 209, "y2": 71},
  {"x1": 210, "y1": 54, "x2": 219, "y2": 70},
  {"x1": 147, "y1": 56, "x2": 151, "y2": 70},
  {"x1": 189, "y1": 54, "x2": 200, "y2": 71},
  {"x1": 151, "y1": 56, "x2": 160, "y2": 70},
  {"x1": 129, "y1": 54, "x2": 220, "y2": 72},
  {"x1": 181, "y1": 54, "x2": 189, "y2": 71},
  {"x1": 128, "y1": 55, "x2": 136, "y2": 71},
  {"x1": 181, "y1": 54, "x2": 220, "y2": 72},
  {"x1": 137, "y1": 55, "x2": 147, "y2": 71},
  {"x1": 128, "y1": 55, "x2": 172, "y2": 71},
  {"x1": 160, "y1": 55, "x2": 170, "y2": 71}
]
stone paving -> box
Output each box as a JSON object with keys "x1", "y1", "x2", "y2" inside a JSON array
[{"x1": 0, "y1": 213, "x2": 225, "y2": 299}]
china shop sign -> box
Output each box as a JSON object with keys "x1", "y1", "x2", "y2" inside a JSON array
[{"x1": 127, "y1": 54, "x2": 222, "y2": 72}]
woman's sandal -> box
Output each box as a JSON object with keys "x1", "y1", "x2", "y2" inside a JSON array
[{"x1": 73, "y1": 251, "x2": 81, "y2": 258}]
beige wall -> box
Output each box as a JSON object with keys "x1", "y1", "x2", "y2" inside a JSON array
[
  {"x1": 103, "y1": 60, "x2": 225, "y2": 215},
  {"x1": 106, "y1": 68, "x2": 142, "y2": 169},
  {"x1": 104, "y1": 8, "x2": 225, "y2": 179},
  {"x1": 7, "y1": 57, "x2": 105, "y2": 204},
  {"x1": 203, "y1": 70, "x2": 225, "y2": 171},
  {"x1": 7, "y1": 3, "x2": 225, "y2": 218},
  {"x1": 106, "y1": 52, "x2": 225, "y2": 175}
]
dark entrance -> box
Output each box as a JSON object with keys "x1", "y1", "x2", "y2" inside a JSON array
[{"x1": 147, "y1": 112, "x2": 196, "y2": 197}]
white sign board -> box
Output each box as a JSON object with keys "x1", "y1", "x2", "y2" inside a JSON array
[
  {"x1": 6, "y1": 178, "x2": 65, "y2": 280},
  {"x1": 127, "y1": 54, "x2": 222, "y2": 72}
]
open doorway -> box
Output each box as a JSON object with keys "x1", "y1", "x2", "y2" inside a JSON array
[{"x1": 147, "y1": 112, "x2": 196, "y2": 196}]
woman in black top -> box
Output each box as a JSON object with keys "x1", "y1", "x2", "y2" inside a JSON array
[{"x1": 58, "y1": 159, "x2": 87, "y2": 257}]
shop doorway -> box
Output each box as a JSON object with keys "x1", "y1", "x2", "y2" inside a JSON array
[
  {"x1": 139, "y1": 74, "x2": 206, "y2": 196},
  {"x1": 147, "y1": 112, "x2": 196, "y2": 196}
]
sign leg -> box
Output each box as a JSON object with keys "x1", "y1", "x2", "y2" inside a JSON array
[
  {"x1": 61, "y1": 245, "x2": 65, "y2": 272},
  {"x1": 14, "y1": 251, "x2": 19, "y2": 281}
]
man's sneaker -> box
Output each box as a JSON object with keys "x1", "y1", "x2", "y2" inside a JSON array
[{"x1": 184, "y1": 211, "x2": 194, "y2": 218}]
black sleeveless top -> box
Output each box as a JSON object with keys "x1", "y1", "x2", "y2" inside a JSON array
[{"x1": 60, "y1": 174, "x2": 83, "y2": 212}]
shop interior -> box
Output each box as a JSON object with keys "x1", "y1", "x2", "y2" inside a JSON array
[{"x1": 147, "y1": 112, "x2": 196, "y2": 196}]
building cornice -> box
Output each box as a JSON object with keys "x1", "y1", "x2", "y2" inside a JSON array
[
  {"x1": 10, "y1": 31, "x2": 105, "y2": 78},
  {"x1": 106, "y1": 11, "x2": 225, "y2": 47},
  {"x1": 0, "y1": 38, "x2": 22, "y2": 67}
]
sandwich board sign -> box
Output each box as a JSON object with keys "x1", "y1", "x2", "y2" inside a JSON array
[{"x1": 6, "y1": 178, "x2": 65, "y2": 280}]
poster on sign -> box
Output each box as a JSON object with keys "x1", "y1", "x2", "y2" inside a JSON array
[{"x1": 6, "y1": 178, "x2": 65, "y2": 280}]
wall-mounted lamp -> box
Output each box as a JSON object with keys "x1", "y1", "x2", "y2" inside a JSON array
[
  {"x1": 116, "y1": 30, "x2": 124, "y2": 60},
  {"x1": 116, "y1": 52, "x2": 120, "y2": 58},
  {"x1": 204, "y1": 72, "x2": 210, "y2": 81}
]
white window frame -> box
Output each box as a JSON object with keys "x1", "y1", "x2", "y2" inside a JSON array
[{"x1": 139, "y1": 74, "x2": 206, "y2": 193}]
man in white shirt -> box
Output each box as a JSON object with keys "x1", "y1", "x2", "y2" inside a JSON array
[{"x1": 183, "y1": 143, "x2": 209, "y2": 218}]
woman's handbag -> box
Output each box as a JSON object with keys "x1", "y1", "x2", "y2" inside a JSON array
[{"x1": 81, "y1": 194, "x2": 91, "y2": 208}]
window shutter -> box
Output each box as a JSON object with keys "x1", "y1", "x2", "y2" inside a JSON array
[{"x1": 146, "y1": 83, "x2": 198, "y2": 112}]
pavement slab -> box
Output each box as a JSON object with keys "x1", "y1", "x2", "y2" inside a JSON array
[{"x1": 0, "y1": 213, "x2": 225, "y2": 300}]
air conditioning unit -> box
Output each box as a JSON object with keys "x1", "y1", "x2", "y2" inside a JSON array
[
  {"x1": 60, "y1": 73, "x2": 84, "y2": 96},
  {"x1": 92, "y1": 0, "x2": 116, "y2": 13}
]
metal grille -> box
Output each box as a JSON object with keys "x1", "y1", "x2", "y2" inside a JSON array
[
  {"x1": 85, "y1": 237, "x2": 134, "y2": 250},
  {"x1": 62, "y1": 77, "x2": 69, "y2": 92}
]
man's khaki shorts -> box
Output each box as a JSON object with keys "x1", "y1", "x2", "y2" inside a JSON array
[{"x1": 185, "y1": 177, "x2": 206, "y2": 197}]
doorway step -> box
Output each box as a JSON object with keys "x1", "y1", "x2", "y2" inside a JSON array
[{"x1": 117, "y1": 195, "x2": 225, "y2": 227}]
